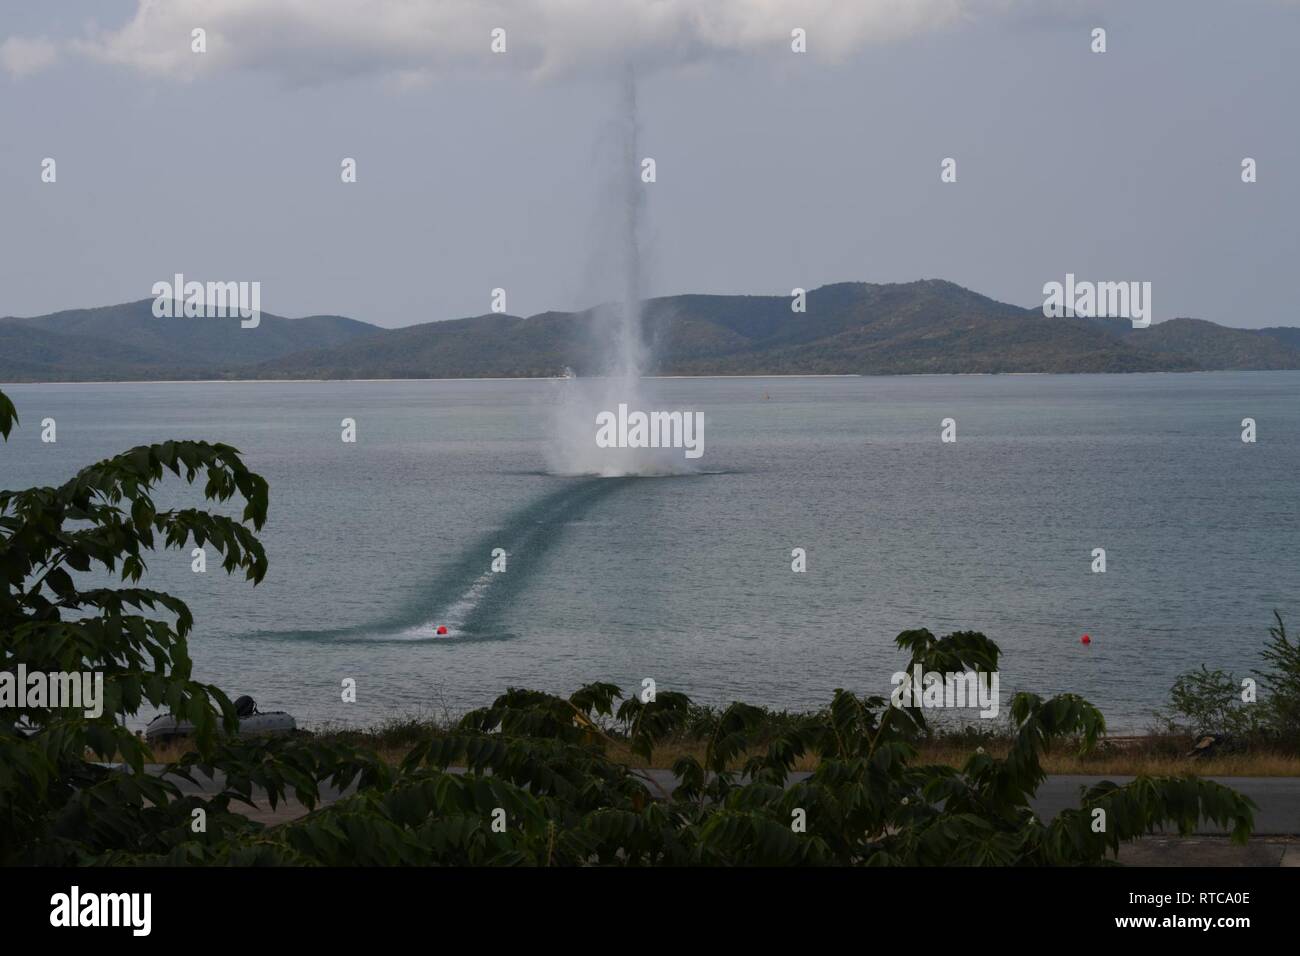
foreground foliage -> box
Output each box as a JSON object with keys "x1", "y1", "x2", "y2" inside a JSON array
[{"x1": 0, "y1": 388, "x2": 1255, "y2": 865}]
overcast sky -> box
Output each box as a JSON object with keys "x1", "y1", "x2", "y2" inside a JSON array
[{"x1": 1, "y1": 0, "x2": 1297, "y2": 329}]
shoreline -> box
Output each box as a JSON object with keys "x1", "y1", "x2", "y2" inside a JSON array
[{"x1": 6, "y1": 368, "x2": 1299, "y2": 387}]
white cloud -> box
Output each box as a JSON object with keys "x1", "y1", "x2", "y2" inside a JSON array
[
  {"x1": 0, "y1": 35, "x2": 59, "y2": 77},
  {"x1": 11, "y1": 0, "x2": 1034, "y2": 84}
]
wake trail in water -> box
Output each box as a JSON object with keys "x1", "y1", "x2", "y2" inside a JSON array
[{"x1": 240, "y1": 477, "x2": 633, "y2": 645}]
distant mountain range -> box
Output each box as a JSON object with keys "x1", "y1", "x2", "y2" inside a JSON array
[{"x1": 3, "y1": 281, "x2": 1298, "y2": 382}]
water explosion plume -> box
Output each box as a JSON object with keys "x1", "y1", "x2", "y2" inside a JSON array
[{"x1": 547, "y1": 68, "x2": 698, "y2": 478}]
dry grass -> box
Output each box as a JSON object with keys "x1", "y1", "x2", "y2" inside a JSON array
[
  {"x1": 602, "y1": 739, "x2": 1300, "y2": 776},
  {"x1": 126, "y1": 732, "x2": 1300, "y2": 777},
  {"x1": 915, "y1": 742, "x2": 1300, "y2": 777}
]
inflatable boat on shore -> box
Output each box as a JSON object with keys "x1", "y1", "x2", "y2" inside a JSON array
[{"x1": 145, "y1": 695, "x2": 296, "y2": 743}]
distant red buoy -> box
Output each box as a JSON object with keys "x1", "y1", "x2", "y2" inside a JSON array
[
  {"x1": 1081, "y1": 633, "x2": 1091, "y2": 645},
  {"x1": 436, "y1": 625, "x2": 448, "y2": 636}
]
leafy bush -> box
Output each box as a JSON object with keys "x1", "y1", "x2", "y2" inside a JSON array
[
  {"x1": 1159, "y1": 613, "x2": 1300, "y2": 748},
  {"x1": 1156, "y1": 665, "x2": 1261, "y2": 739},
  {"x1": 1257, "y1": 612, "x2": 1300, "y2": 745},
  {"x1": 0, "y1": 388, "x2": 1256, "y2": 865}
]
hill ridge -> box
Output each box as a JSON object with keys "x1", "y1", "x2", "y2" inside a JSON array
[{"x1": 3, "y1": 282, "x2": 1298, "y2": 382}]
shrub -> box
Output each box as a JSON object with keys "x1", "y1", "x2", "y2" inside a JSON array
[
  {"x1": 1159, "y1": 613, "x2": 1300, "y2": 748},
  {"x1": 1156, "y1": 665, "x2": 1261, "y2": 739},
  {"x1": 1257, "y1": 612, "x2": 1300, "y2": 745}
]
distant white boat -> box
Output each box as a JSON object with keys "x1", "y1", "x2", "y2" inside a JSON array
[{"x1": 145, "y1": 696, "x2": 296, "y2": 743}]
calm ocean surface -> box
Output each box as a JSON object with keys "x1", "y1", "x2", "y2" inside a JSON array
[{"x1": 3, "y1": 373, "x2": 1297, "y2": 733}]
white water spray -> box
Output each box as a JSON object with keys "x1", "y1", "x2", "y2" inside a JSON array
[{"x1": 547, "y1": 68, "x2": 697, "y2": 477}]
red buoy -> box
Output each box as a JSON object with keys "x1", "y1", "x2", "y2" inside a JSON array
[
  {"x1": 436, "y1": 625, "x2": 448, "y2": 636},
  {"x1": 1081, "y1": 633, "x2": 1091, "y2": 645}
]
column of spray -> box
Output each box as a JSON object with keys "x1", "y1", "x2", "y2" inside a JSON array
[{"x1": 614, "y1": 66, "x2": 646, "y2": 389}]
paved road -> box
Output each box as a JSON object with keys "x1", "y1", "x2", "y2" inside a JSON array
[
  {"x1": 136, "y1": 765, "x2": 1300, "y2": 864},
  {"x1": 1029, "y1": 775, "x2": 1300, "y2": 836},
  {"x1": 146, "y1": 765, "x2": 1300, "y2": 835}
]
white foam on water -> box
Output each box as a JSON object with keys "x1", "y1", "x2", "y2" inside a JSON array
[
  {"x1": 546, "y1": 375, "x2": 700, "y2": 477},
  {"x1": 383, "y1": 570, "x2": 496, "y2": 641}
]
